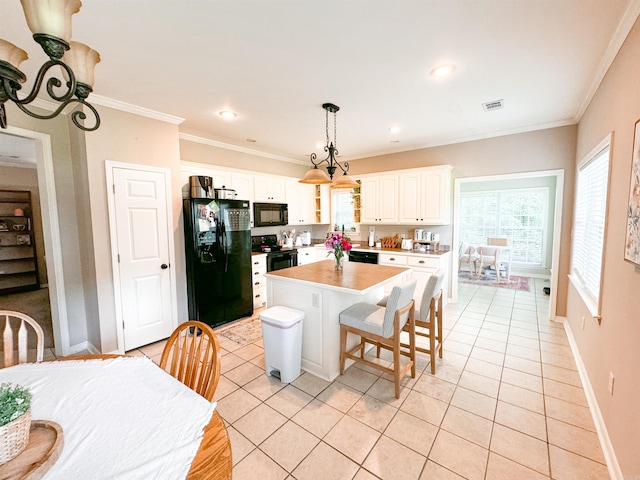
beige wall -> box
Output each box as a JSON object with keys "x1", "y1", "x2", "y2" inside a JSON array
[
  {"x1": 567, "y1": 16, "x2": 640, "y2": 478},
  {"x1": 83, "y1": 106, "x2": 184, "y2": 353},
  {"x1": 179, "y1": 139, "x2": 309, "y2": 178},
  {"x1": 347, "y1": 125, "x2": 577, "y2": 316},
  {"x1": 0, "y1": 165, "x2": 47, "y2": 285}
]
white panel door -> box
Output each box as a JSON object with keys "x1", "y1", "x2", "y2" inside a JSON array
[{"x1": 112, "y1": 166, "x2": 176, "y2": 350}]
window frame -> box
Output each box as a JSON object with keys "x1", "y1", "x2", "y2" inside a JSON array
[{"x1": 569, "y1": 134, "x2": 612, "y2": 320}]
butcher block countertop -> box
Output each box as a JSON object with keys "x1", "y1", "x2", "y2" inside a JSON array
[{"x1": 265, "y1": 259, "x2": 410, "y2": 293}]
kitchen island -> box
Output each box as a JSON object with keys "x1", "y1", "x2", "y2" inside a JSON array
[{"x1": 265, "y1": 260, "x2": 411, "y2": 381}]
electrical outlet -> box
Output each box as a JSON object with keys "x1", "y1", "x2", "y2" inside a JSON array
[
  {"x1": 608, "y1": 372, "x2": 615, "y2": 395},
  {"x1": 581, "y1": 316, "x2": 585, "y2": 330}
]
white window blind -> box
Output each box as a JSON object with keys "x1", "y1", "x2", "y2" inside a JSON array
[
  {"x1": 459, "y1": 188, "x2": 547, "y2": 266},
  {"x1": 571, "y1": 146, "x2": 610, "y2": 307}
]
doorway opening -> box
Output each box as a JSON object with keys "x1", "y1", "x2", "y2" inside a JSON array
[
  {"x1": 452, "y1": 169, "x2": 564, "y2": 320},
  {"x1": 0, "y1": 128, "x2": 69, "y2": 356}
]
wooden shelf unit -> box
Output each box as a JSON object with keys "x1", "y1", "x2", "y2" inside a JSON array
[{"x1": 0, "y1": 190, "x2": 39, "y2": 294}]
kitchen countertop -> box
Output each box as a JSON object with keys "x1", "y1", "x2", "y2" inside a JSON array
[
  {"x1": 350, "y1": 245, "x2": 451, "y2": 256},
  {"x1": 265, "y1": 259, "x2": 410, "y2": 293}
]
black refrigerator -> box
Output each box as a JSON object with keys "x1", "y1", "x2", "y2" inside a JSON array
[{"x1": 183, "y1": 198, "x2": 253, "y2": 327}]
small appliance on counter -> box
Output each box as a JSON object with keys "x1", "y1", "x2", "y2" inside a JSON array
[
  {"x1": 401, "y1": 238, "x2": 413, "y2": 250},
  {"x1": 301, "y1": 231, "x2": 311, "y2": 245},
  {"x1": 189, "y1": 176, "x2": 213, "y2": 199},
  {"x1": 213, "y1": 185, "x2": 236, "y2": 199}
]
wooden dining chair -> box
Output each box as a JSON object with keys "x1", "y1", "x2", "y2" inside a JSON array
[
  {"x1": 477, "y1": 245, "x2": 502, "y2": 280},
  {"x1": 458, "y1": 243, "x2": 479, "y2": 275},
  {"x1": 160, "y1": 321, "x2": 222, "y2": 402},
  {"x1": 339, "y1": 280, "x2": 417, "y2": 399},
  {"x1": 0, "y1": 310, "x2": 45, "y2": 368}
]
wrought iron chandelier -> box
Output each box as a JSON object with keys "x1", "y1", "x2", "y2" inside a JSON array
[
  {"x1": 0, "y1": 0, "x2": 101, "y2": 131},
  {"x1": 300, "y1": 103, "x2": 359, "y2": 189}
]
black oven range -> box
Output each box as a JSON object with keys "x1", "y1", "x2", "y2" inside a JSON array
[{"x1": 251, "y1": 234, "x2": 298, "y2": 272}]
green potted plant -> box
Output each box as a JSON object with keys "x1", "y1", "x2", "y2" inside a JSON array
[{"x1": 0, "y1": 383, "x2": 32, "y2": 465}]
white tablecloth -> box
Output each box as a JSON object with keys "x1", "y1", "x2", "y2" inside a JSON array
[{"x1": 0, "y1": 356, "x2": 216, "y2": 479}]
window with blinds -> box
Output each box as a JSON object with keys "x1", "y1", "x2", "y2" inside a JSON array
[
  {"x1": 571, "y1": 143, "x2": 610, "y2": 310},
  {"x1": 459, "y1": 188, "x2": 548, "y2": 266}
]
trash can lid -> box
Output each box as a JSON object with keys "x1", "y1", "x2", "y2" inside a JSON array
[{"x1": 259, "y1": 306, "x2": 304, "y2": 328}]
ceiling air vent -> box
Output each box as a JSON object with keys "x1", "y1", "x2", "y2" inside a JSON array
[{"x1": 482, "y1": 99, "x2": 504, "y2": 112}]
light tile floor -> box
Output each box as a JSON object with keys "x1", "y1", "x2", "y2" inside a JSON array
[{"x1": 127, "y1": 278, "x2": 610, "y2": 480}]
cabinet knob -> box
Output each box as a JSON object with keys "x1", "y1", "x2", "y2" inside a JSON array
[
  {"x1": 161, "y1": 264, "x2": 168, "y2": 269},
  {"x1": 419, "y1": 260, "x2": 425, "y2": 264}
]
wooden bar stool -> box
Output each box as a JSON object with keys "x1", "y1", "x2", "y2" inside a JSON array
[
  {"x1": 378, "y1": 270, "x2": 445, "y2": 374},
  {"x1": 339, "y1": 280, "x2": 417, "y2": 399}
]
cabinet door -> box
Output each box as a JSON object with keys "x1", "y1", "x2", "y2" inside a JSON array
[
  {"x1": 421, "y1": 168, "x2": 450, "y2": 224},
  {"x1": 297, "y1": 247, "x2": 316, "y2": 266},
  {"x1": 254, "y1": 175, "x2": 286, "y2": 202},
  {"x1": 285, "y1": 180, "x2": 301, "y2": 224},
  {"x1": 360, "y1": 177, "x2": 379, "y2": 223},
  {"x1": 377, "y1": 175, "x2": 398, "y2": 224},
  {"x1": 231, "y1": 172, "x2": 253, "y2": 202},
  {"x1": 399, "y1": 172, "x2": 422, "y2": 223}
]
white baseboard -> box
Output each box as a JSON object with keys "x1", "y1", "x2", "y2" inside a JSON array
[
  {"x1": 67, "y1": 341, "x2": 99, "y2": 356},
  {"x1": 560, "y1": 316, "x2": 622, "y2": 480}
]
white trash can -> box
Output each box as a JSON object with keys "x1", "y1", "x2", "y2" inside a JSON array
[{"x1": 259, "y1": 306, "x2": 304, "y2": 383}]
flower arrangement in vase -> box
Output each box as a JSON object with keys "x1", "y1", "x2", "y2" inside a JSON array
[
  {"x1": 324, "y1": 231, "x2": 353, "y2": 271},
  {"x1": 0, "y1": 383, "x2": 32, "y2": 465}
]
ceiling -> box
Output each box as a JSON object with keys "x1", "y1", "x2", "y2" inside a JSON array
[{"x1": 1, "y1": 0, "x2": 639, "y2": 165}]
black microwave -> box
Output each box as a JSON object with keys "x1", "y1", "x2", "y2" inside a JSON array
[{"x1": 253, "y1": 202, "x2": 288, "y2": 227}]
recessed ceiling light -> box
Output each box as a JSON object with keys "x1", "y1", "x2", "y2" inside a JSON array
[
  {"x1": 219, "y1": 111, "x2": 237, "y2": 119},
  {"x1": 389, "y1": 126, "x2": 401, "y2": 134},
  {"x1": 315, "y1": 143, "x2": 325, "y2": 150},
  {"x1": 430, "y1": 64, "x2": 456, "y2": 78},
  {"x1": 390, "y1": 140, "x2": 400, "y2": 143}
]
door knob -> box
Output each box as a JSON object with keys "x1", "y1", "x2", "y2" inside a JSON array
[{"x1": 161, "y1": 264, "x2": 169, "y2": 269}]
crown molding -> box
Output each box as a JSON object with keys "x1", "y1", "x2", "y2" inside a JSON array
[
  {"x1": 575, "y1": 0, "x2": 640, "y2": 121},
  {"x1": 89, "y1": 95, "x2": 185, "y2": 124},
  {"x1": 178, "y1": 133, "x2": 307, "y2": 165},
  {"x1": 344, "y1": 118, "x2": 577, "y2": 161}
]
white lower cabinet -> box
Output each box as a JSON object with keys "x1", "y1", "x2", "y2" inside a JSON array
[
  {"x1": 376, "y1": 251, "x2": 450, "y2": 310},
  {"x1": 296, "y1": 247, "x2": 318, "y2": 266},
  {"x1": 252, "y1": 254, "x2": 267, "y2": 308}
]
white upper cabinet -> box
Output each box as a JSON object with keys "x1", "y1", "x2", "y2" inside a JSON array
[
  {"x1": 399, "y1": 165, "x2": 452, "y2": 225},
  {"x1": 360, "y1": 174, "x2": 398, "y2": 224},
  {"x1": 254, "y1": 175, "x2": 286, "y2": 202},
  {"x1": 398, "y1": 165, "x2": 452, "y2": 225},
  {"x1": 230, "y1": 172, "x2": 253, "y2": 202},
  {"x1": 286, "y1": 180, "x2": 316, "y2": 224}
]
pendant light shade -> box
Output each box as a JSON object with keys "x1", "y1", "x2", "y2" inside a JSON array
[
  {"x1": 0, "y1": 40, "x2": 29, "y2": 69},
  {"x1": 332, "y1": 174, "x2": 360, "y2": 189},
  {"x1": 20, "y1": 0, "x2": 82, "y2": 42},
  {"x1": 62, "y1": 41, "x2": 100, "y2": 88},
  {"x1": 300, "y1": 166, "x2": 332, "y2": 184}
]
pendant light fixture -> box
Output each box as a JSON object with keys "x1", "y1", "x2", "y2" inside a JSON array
[
  {"x1": 300, "y1": 103, "x2": 359, "y2": 189},
  {"x1": 0, "y1": 0, "x2": 101, "y2": 131}
]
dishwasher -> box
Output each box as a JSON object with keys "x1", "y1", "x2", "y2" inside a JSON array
[{"x1": 348, "y1": 250, "x2": 379, "y2": 264}]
